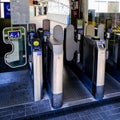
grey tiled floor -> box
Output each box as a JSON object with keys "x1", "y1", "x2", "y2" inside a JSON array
[
  {"x1": 0, "y1": 67, "x2": 51, "y2": 120},
  {"x1": 24, "y1": 98, "x2": 120, "y2": 120},
  {"x1": 0, "y1": 63, "x2": 120, "y2": 120},
  {"x1": 0, "y1": 69, "x2": 34, "y2": 108}
]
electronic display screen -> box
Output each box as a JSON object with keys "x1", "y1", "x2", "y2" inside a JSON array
[
  {"x1": 43, "y1": 20, "x2": 50, "y2": 31},
  {"x1": 29, "y1": 24, "x2": 36, "y2": 32},
  {"x1": 77, "y1": 19, "x2": 83, "y2": 29},
  {"x1": 8, "y1": 31, "x2": 21, "y2": 40}
]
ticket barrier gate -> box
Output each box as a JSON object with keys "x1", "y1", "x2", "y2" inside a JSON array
[
  {"x1": 106, "y1": 32, "x2": 120, "y2": 82},
  {"x1": 108, "y1": 33, "x2": 120, "y2": 66},
  {"x1": 83, "y1": 36, "x2": 106, "y2": 100},
  {"x1": 32, "y1": 38, "x2": 43, "y2": 101},
  {"x1": 28, "y1": 22, "x2": 51, "y2": 102},
  {"x1": 64, "y1": 24, "x2": 106, "y2": 100},
  {"x1": 28, "y1": 22, "x2": 63, "y2": 105},
  {"x1": 47, "y1": 25, "x2": 63, "y2": 108},
  {"x1": 29, "y1": 29, "x2": 43, "y2": 101}
]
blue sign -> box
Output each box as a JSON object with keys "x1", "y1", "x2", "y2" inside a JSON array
[
  {"x1": 37, "y1": 51, "x2": 42, "y2": 56},
  {"x1": 8, "y1": 31, "x2": 21, "y2": 39},
  {"x1": 97, "y1": 41, "x2": 105, "y2": 45},
  {"x1": 4, "y1": 2, "x2": 11, "y2": 18}
]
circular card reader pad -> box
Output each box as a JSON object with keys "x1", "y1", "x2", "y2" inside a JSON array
[
  {"x1": 32, "y1": 39, "x2": 41, "y2": 50},
  {"x1": 33, "y1": 40, "x2": 40, "y2": 46}
]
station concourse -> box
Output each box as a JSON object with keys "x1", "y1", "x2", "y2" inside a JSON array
[{"x1": 0, "y1": 0, "x2": 120, "y2": 120}]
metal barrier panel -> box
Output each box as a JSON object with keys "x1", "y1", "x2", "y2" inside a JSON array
[
  {"x1": 33, "y1": 51, "x2": 43, "y2": 101},
  {"x1": 96, "y1": 41, "x2": 106, "y2": 99},
  {"x1": 83, "y1": 36, "x2": 106, "y2": 100},
  {"x1": 47, "y1": 25, "x2": 64, "y2": 108},
  {"x1": 31, "y1": 34, "x2": 43, "y2": 101},
  {"x1": 48, "y1": 39, "x2": 63, "y2": 108}
]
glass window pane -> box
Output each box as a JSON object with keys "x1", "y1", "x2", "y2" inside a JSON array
[{"x1": 1, "y1": 0, "x2": 10, "y2": 2}]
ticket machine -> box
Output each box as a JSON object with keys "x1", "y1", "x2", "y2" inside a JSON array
[{"x1": 3, "y1": 26, "x2": 27, "y2": 68}]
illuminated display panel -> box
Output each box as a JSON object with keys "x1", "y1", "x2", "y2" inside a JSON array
[{"x1": 8, "y1": 31, "x2": 21, "y2": 40}]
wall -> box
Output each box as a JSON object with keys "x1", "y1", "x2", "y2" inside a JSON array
[
  {"x1": 30, "y1": 15, "x2": 67, "y2": 34},
  {"x1": 47, "y1": 0, "x2": 70, "y2": 25},
  {"x1": 29, "y1": 0, "x2": 34, "y2": 5}
]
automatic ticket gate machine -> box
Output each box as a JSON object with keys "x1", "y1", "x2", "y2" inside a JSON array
[
  {"x1": 106, "y1": 32, "x2": 120, "y2": 82},
  {"x1": 83, "y1": 36, "x2": 106, "y2": 100},
  {"x1": 28, "y1": 21, "x2": 50, "y2": 102},
  {"x1": 47, "y1": 25, "x2": 64, "y2": 108},
  {"x1": 28, "y1": 27, "x2": 44, "y2": 101},
  {"x1": 65, "y1": 24, "x2": 106, "y2": 100},
  {"x1": 3, "y1": 26, "x2": 27, "y2": 68},
  {"x1": 104, "y1": 20, "x2": 120, "y2": 81},
  {"x1": 32, "y1": 38, "x2": 43, "y2": 101}
]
